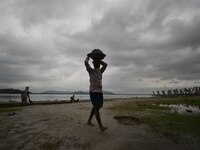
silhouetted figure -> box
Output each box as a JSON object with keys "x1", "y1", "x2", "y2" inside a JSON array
[
  {"x1": 21, "y1": 87, "x2": 33, "y2": 105},
  {"x1": 70, "y1": 95, "x2": 75, "y2": 103},
  {"x1": 85, "y1": 49, "x2": 108, "y2": 132},
  {"x1": 70, "y1": 95, "x2": 79, "y2": 103}
]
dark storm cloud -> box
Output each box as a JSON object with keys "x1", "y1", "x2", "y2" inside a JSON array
[
  {"x1": 0, "y1": 0, "x2": 200, "y2": 93},
  {"x1": 166, "y1": 16, "x2": 200, "y2": 50},
  {"x1": 73, "y1": 0, "x2": 200, "y2": 52},
  {"x1": 72, "y1": 0, "x2": 200, "y2": 82},
  {"x1": 155, "y1": 48, "x2": 200, "y2": 80}
]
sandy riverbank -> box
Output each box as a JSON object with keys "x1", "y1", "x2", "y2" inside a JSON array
[{"x1": 0, "y1": 99, "x2": 196, "y2": 150}]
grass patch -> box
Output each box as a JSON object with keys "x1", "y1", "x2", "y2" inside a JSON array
[
  {"x1": 0, "y1": 107, "x2": 22, "y2": 113},
  {"x1": 110, "y1": 97, "x2": 200, "y2": 143},
  {"x1": 153, "y1": 96, "x2": 200, "y2": 107}
]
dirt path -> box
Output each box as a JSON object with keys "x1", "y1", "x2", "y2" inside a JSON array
[{"x1": 0, "y1": 100, "x2": 194, "y2": 150}]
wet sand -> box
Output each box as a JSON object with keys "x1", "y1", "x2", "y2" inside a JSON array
[{"x1": 0, "y1": 100, "x2": 196, "y2": 150}]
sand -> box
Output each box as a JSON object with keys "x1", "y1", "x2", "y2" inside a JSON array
[{"x1": 0, "y1": 100, "x2": 196, "y2": 150}]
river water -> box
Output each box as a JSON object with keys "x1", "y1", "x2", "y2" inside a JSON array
[{"x1": 0, "y1": 94, "x2": 151, "y2": 102}]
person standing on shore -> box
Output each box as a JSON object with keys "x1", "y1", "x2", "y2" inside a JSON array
[
  {"x1": 21, "y1": 87, "x2": 33, "y2": 104},
  {"x1": 84, "y1": 50, "x2": 108, "y2": 132}
]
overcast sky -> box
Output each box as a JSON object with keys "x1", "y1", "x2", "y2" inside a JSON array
[{"x1": 0, "y1": 0, "x2": 200, "y2": 94}]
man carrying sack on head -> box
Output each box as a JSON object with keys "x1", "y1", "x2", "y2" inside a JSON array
[{"x1": 84, "y1": 49, "x2": 108, "y2": 132}]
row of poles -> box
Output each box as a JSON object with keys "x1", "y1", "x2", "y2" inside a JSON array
[{"x1": 152, "y1": 86, "x2": 200, "y2": 97}]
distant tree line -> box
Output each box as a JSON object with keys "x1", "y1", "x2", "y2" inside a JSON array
[
  {"x1": 0, "y1": 88, "x2": 22, "y2": 94},
  {"x1": 152, "y1": 86, "x2": 200, "y2": 97}
]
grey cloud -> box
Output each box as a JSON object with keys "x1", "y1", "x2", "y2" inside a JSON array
[
  {"x1": 144, "y1": 0, "x2": 200, "y2": 50},
  {"x1": 65, "y1": 0, "x2": 200, "y2": 92},
  {"x1": 1, "y1": 0, "x2": 200, "y2": 93},
  {"x1": 157, "y1": 50, "x2": 200, "y2": 80},
  {"x1": 0, "y1": 32, "x2": 77, "y2": 86},
  {"x1": 13, "y1": 0, "x2": 82, "y2": 26},
  {"x1": 73, "y1": 0, "x2": 200, "y2": 53},
  {"x1": 166, "y1": 16, "x2": 200, "y2": 50},
  {"x1": 168, "y1": 80, "x2": 179, "y2": 84},
  {"x1": 0, "y1": 32, "x2": 51, "y2": 65}
]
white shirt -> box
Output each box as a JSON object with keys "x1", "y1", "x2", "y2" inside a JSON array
[
  {"x1": 89, "y1": 68, "x2": 103, "y2": 92},
  {"x1": 85, "y1": 57, "x2": 107, "y2": 93}
]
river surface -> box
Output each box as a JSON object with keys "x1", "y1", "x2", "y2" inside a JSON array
[{"x1": 0, "y1": 94, "x2": 151, "y2": 102}]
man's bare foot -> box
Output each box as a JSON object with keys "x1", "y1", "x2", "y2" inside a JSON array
[
  {"x1": 87, "y1": 122, "x2": 95, "y2": 127},
  {"x1": 100, "y1": 126, "x2": 108, "y2": 132}
]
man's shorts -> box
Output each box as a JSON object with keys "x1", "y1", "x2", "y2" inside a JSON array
[{"x1": 89, "y1": 92, "x2": 103, "y2": 109}]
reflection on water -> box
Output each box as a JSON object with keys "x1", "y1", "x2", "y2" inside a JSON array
[
  {"x1": 0, "y1": 94, "x2": 20, "y2": 102},
  {"x1": 159, "y1": 104, "x2": 200, "y2": 115}
]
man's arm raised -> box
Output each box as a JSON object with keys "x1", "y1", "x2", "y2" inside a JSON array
[
  {"x1": 100, "y1": 61, "x2": 107, "y2": 73},
  {"x1": 84, "y1": 56, "x2": 92, "y2": 72}
]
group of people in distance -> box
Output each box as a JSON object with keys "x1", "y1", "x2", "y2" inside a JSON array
[
  {"x1": 20, "y1": 49, "x2": 108, "y2": 132},
  {"x1": 20, "y1": 87, "x2": 79, "y2": 104}
]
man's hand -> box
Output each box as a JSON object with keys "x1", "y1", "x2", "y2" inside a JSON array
[
  {"x1": 100, "y1": 61, "x2": 107, "y2": 73},
  {"x1": 100, "y1": 60, "x2": 107, "y2": 65}
]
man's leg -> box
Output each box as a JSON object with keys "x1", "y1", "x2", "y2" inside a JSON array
[
  {"x1": 87, "y1": 108, "x2": 95, "y2": 126},
  {"x1": 29, "y1": 99, "x2": 33, "y2": 104},
  {"x1": 94, "y1": 108, "x2": 107, "y2": 132}
]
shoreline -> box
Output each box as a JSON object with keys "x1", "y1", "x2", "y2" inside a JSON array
[
  {"x1": 0, "y1": 93, "x2": 152, "y2": 104},
  {"x1": 0, "y1": 96, "x2": 197, "y2": 108},
  {"x1": 0, "y1": 97, "x2": 140, "y2": 108},
  {"x1": 0, "y1": 99, "x2": 89, "y2": 108}
]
